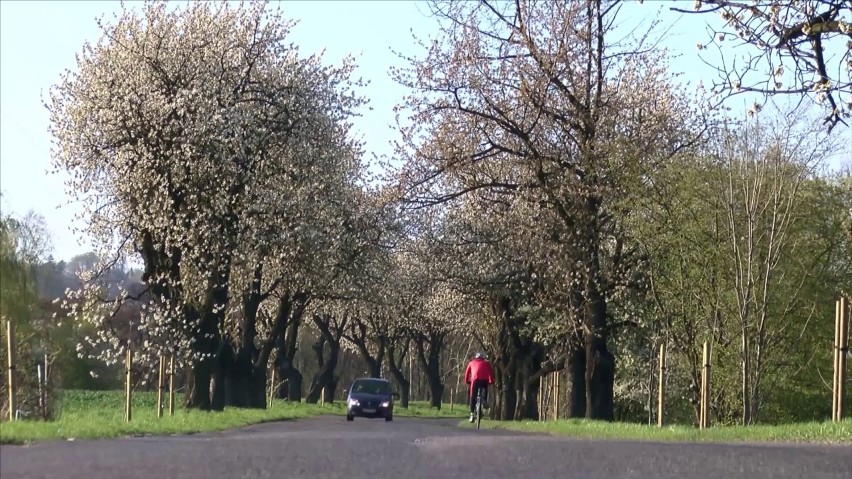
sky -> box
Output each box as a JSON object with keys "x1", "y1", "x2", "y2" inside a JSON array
[{"x1": 0, "y1": 0, "x2": 848, "y2": 263}]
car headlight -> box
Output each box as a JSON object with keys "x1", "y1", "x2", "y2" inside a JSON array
[
  {"x1": 349, "y1": 399, "x2": 359, "y2": 406},
  {"x1": 381, "y1": 401, "x2": 389, "y2": 407}
]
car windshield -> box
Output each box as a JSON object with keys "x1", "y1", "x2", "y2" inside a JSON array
[{"x1": 351, "y1": 379, "x2": 392, "y2": 395}]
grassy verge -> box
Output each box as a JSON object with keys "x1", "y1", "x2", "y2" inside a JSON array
[
  {"x1": 0, "y1": 389, "x2": 464, "y2": 445},
  {"x1": 464, "y1": 417, "x2": 852, "y2": 444}
]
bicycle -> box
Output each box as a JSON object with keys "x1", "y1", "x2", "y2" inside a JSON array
[{"x1": 474, "y1": 386, "x2": 484, "y2": 429}]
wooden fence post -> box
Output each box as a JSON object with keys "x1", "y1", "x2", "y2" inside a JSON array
[
  {"x1": 269, "y1": 367, "x2": 276, "y2": 404},
  {"x1": 699, "y1": 341, "x2": 710, "y2": 429},
  {"x1": 554, "y1": 371, "x2": 560, "y2": 421},
  {"x1": 43, "y1": 353, "x2": 49, "y2": 419},
  {"x1": 157, "y1": 355, "x2": 165, "y2": 418},
  {"x1": 837, "y1": 296, "x2": 849, "y2": 422},
  {"x1": 321, "y1": 387, "x2": 326, "y2": 407},
  {"x1": 6, "y1": 320, "x2": 16, "y2": 421},
  {"x1": 450, "y1": 387, "x2": 455, "y2": 412},
  {"x1": 647, "y1": 346, "x2": 654, "y2": 426},
  {"x1": 831, "y1": 299, "x2": 842, "y2": 421},
  {"x1": 124, "y1": 347, "x2": 132, "y2": 422},
  {"x1": 37, "y1": 364, "x2": 45, "y2": 420},
  {"x1": 168, "y1": 354, "x2": 175, "y2": 417},
  {"x1": 658, "y1": 343, "x2": 666, "y2": 427},
  {"x1": 538, "y1": 375, "x2": 543, "y2": 421}
]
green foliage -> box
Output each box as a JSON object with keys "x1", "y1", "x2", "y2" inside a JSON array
[
  {"x1": 0, "y1": 217, "x2": 36, "y2": 322},
  {"x1": 0, "y1": 212, "x2": 58, "y2": 420},
  {"x1": 626, "y1": 116, "x2": 850, "y2": 426}
]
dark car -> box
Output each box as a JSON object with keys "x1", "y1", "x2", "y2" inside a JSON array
[{"x1": 345, "y1": 377, "x2": 400, "y2": 422}]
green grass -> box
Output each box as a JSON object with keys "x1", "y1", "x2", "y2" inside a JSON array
[
  {"x1": 463, "y1": 417, "x2": 852, "y2": 444},
  {"x1": 0, "y1": 389, "x2": 464, "y2": 445},
  {"x1": 4, "y1": 390, "x2": 847, "y2": 445}
]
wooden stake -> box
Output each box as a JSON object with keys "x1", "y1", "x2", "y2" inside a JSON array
[
  {"x1": 269, "y1": 367, "x2": 276, "y2": 404},
  {"x1": 6, "y1": 320, "x2": 16, "y2": 422},
  {"x1": 647, "y1": 347, "x2": 655, "y2": 426},
  {"x1": 554, "y1": 371, "x2": 560, "y2": 421},
  {"x1": 538, "y1": 375, "x2": 543, "y2": 421},
  {"x1": 125, "y1": 347, "x2": 132, "y2": 422},
  {"x1": 658, "y1": 343, "x2": 666, "y2": 427},
  {"x1": 408, "y1": 343, "x2": 413, "y2": 402},
  {"x1": 157, "y1": 355, "x2": 165, "y2": 418},
  {"x1": 834, "y1": 299, "x2": 841, "y2": 422},
  {"x1": 37, "y1": 364, "x2": 45, "y2": 420},
  {"x1": 450, "y1": 387, "x2": 455, "y2": 412},
  {"x1": 839, "y1": 296, "x2": 849, "y2": 421},
  {"x1": 168, "y1": 354, "x2": 175, "y2": 417},
  {"x1": 700, "y1": 341, "x2": 711, "y2": 429},
  {"x1": 321, "y1": 387, "x2": 326, "y2": 407},
  {"x1": 43, "y1": 353, "x2": 49, "y2": 419}
]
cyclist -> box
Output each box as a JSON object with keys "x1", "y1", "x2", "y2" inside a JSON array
[{"x1": 463, "y1": 352, "x2": 494, "y2": 423}]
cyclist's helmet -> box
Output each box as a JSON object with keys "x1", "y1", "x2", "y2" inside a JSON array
[{"x1": 474, "y1": 352, "x2": 484, "y2": 359}]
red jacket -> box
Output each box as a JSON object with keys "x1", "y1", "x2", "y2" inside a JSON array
[{"x1": 464, "y1": 358, "x2": 494, "y2": 393}]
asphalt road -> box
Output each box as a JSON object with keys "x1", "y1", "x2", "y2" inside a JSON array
[{"x1": 1, "y1": 416, "x2": 850, "y2": 479}]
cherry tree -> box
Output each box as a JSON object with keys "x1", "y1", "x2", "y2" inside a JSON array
[
  {"x1": 49, "y1": 0, "x2": 366, "y2": 409},
  {"x1": 391, "y1": 0, "x2": 700, "y2": 420}
]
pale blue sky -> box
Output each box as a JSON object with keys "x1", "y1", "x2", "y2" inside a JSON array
[{"x1": 0, "y1": 1, "x2": 847, "y2": 262}]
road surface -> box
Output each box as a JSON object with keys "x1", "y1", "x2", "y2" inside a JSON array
[{"x1": 1, "y1": 416, "x2": 850, "y2": 479}]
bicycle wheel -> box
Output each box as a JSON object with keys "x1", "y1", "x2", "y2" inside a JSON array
[{"x1": 476, "y1": 390, "x2": 483, "y2": 429}]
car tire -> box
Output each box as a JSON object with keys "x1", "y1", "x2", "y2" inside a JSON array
[
  {"x1": 346, "y1": 414, "x2": 354, "y2": 422},
  {"x1": 385, "y1": 415, "x2": 393, "y2": 422}
]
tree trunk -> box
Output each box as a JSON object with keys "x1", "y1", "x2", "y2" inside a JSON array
[
  {"x1": 501, "y1": 374, "x2": 517, "y2": 421},
  {"x1": 306, "y1": 335, "x2": 341, "y2": 403},
  {"x1": 187, "y1": 356, "x2": 213, "y2": 410},
  {"x1": 387, "y1": 339, "x2": 411, "y2": 408},
  {"x1": 185, "y1": 308, "x2": 220, "y2": 410},
  {"x1": 305, "y1": 313, "x2": 346, "y2": 404},
  {"x1": 365, "y1": 348, "x2": 384, "y2": 378},
  {"x1": 426, "y1": 357, "x2": 444, "y2": 409},
  {"x1": 513, "y1": 338, "x2": 545, "y2": 420},
  {"x1": 273, "y1": 295, "x2": 309, "y2": 402},
  {"x1": 276, "y1": 317, "x2": 303, "y2": 401},
  {"x1": 517, "y1": 354, "x2": 536, "y2": 419},
  {"x1": 184, "y1": 255, "x2": 232, "y2": 411},
  {"x1": 578, "y1": 198, "x2": 616, "y2": 422},
  {"x1": 584, "y1": 335, "x2": 614, "y2": 421},
  {"x1": 567, "y1": 341, "x2": 586, "y2": 418},
  {"x1": 277, "y1": 362, "x2": 302, "y2": 402},
  {"x1": 526, "y1": 374, "x2": 540, "y2": 420},
  {"x1": 742, "y1": 329, "x2": 752, "y2": 425},
  {"x1": 751, "y1": 326, "x2": 766, "y2": 423},
  {"x1": 584, "y1": 280, "x2": 615, "y2": 421},
  {"x1": 493, "y1": 366, "x2": 504, "y2": 419},
  {"x1": 358, "y1": 340, "x2": 384, "y2": 378},
  {"x1": 498, "y1": 351, "x2": 518, "y2": 420},
  {"x1": 210, "y1": 359, "x2": 226, "y2": 411},
  {"x1": 225, "y1": 349, "x2": 267, "y2": 409},
  {"x1": 415, "y1": 334, "x2": 444, "y2": 409},
  {"x1": 345, "y1": 318, "x2": 385, "y2": 378},
  {"x1": 493, "y1": 296, "x2": 517, "y2": 420},
  {"x1": 225, "y1": 277, "x2": 267, "y2": 409}
]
